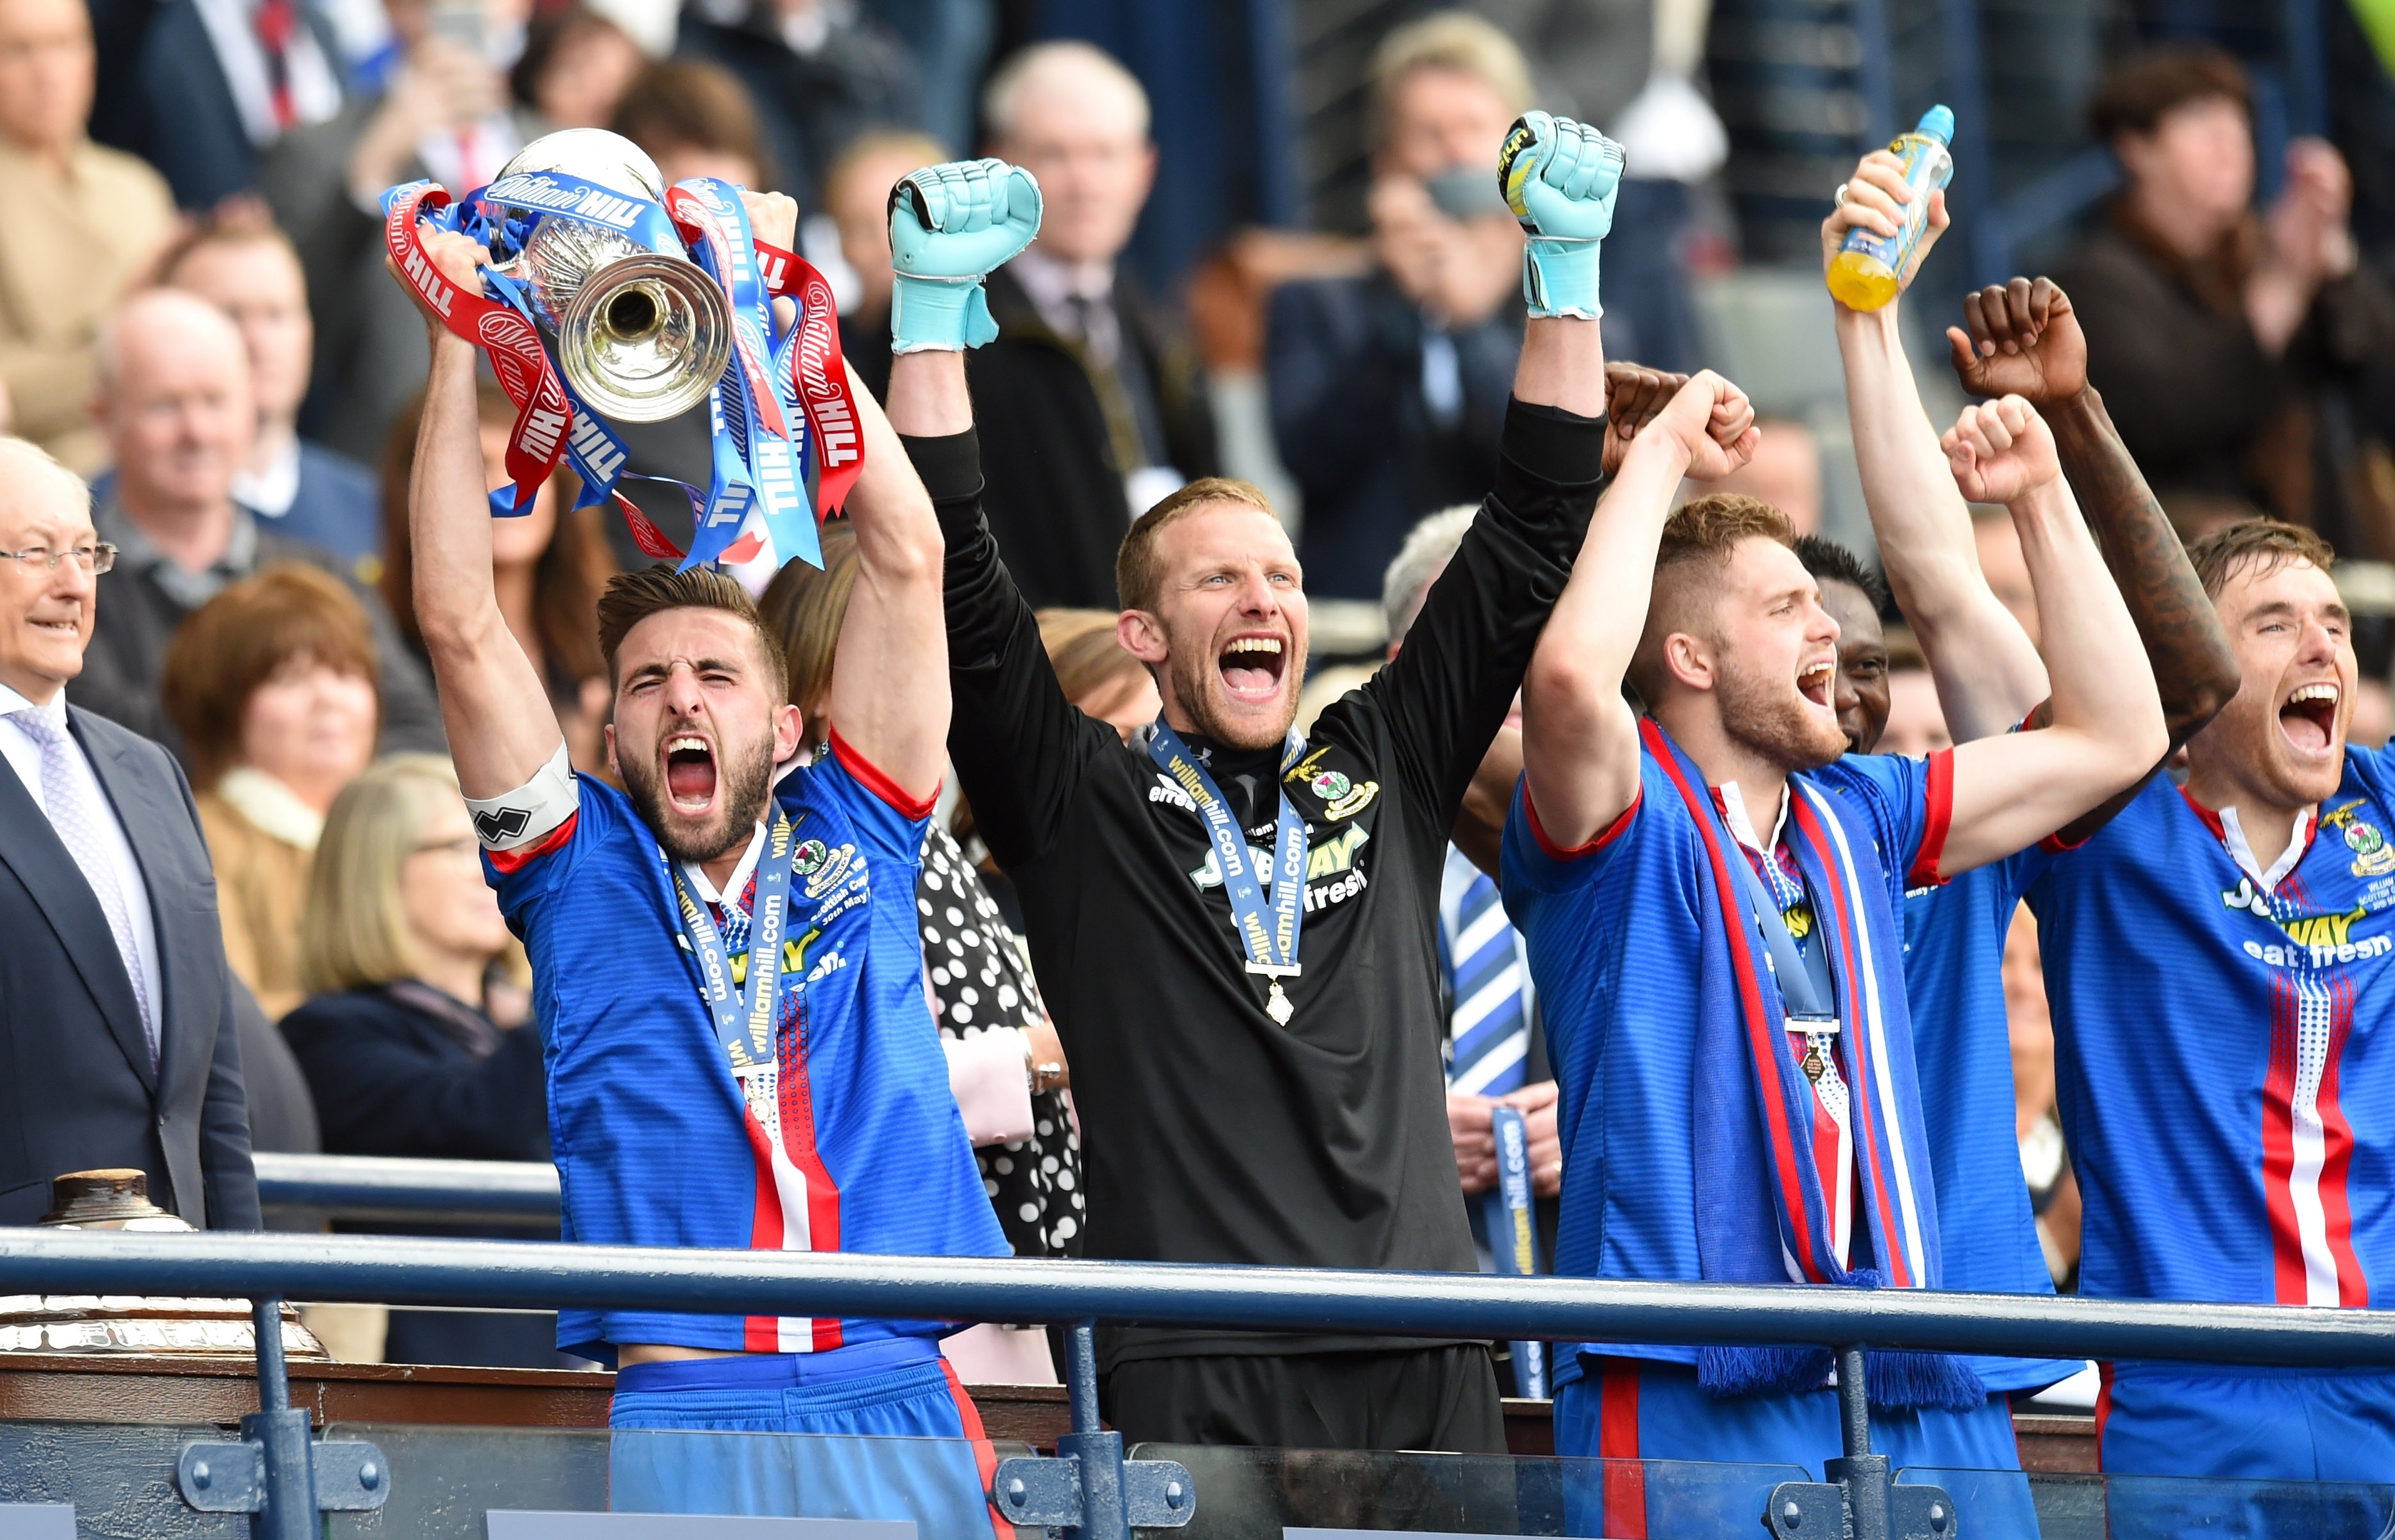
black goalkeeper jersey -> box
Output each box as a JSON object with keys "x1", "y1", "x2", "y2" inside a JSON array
[{"x1": 908, "y1": 399, "x2": 1606, "y2": 1367}]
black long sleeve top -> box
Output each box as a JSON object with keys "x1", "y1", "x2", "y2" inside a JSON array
[{"x1": 913, "y1": 399, "x2": 1606, "y2": 1367}]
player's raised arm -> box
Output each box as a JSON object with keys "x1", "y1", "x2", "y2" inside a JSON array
[
  {"x1": 1936, "y1": 396, "x2": 2168, "y2": 873},
  {"x1": 1949, "y1": 276, "x2": 2240, "y2": 841},
  {"x1": 1520, "y1": 371, "x2": 1757, "y2": 846},
  {"x1": 393, "y1": 228, "x2": 563, "y2": 799},
  {"x1": 1827, "y1": 149, "x2": 2048, "y2": 741}
]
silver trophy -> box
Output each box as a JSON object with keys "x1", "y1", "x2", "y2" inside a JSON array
[{"x1": 486, "y1": 128, "x2": 733, "y2": 422}]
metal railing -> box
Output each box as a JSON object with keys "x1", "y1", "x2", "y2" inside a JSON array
[
  {"x1": 9, "y1": 1219, "x2": 2395, "y2": 1539},
  {"x1": 253, "y1": 1151, "x2": 560, "y2": 1226}
]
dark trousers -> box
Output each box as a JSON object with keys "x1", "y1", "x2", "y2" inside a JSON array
[{"x1": 1099, "y1": 1343, "x2": 1506, "y2": 1452}]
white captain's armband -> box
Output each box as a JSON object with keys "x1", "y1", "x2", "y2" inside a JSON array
[{"x1": 467, "y1": 743, "x2": 578, "y2": 851}]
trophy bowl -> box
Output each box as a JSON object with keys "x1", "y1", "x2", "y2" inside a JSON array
[{"x1": 488, "y1": 128, "x2": 732, "y2": 423}]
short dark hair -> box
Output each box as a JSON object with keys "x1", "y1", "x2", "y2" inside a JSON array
[
  {"x1": 595, "y1": 563, "x2": 789, "y2": 702},
  {"x1": 1115, "y1": 476, "x2": 1280, "y2": 612},
  {"x1": 1793, "y1": 533, "x2": 1888, "y2": 612},
  {"x1": 612, "y1": 59, "x2": 775, "y2": 188},
  {"x1": 2091, "y1": 44, "x2": 2250, "y2": 143},
  {"x1": 2185, "y1": 518, "x2": 2336, "y2": 599}
]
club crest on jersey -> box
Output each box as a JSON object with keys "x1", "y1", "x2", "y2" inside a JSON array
[
  {"x1": 795, "y1": 839, "x2": 856, "y2": 899},
  {"x1": 2325, "y1": 800, "x2": 2395, "y2": 876},
  {"x1": 1306, "y1": 769, "x2": 1378, "y2": 820}
]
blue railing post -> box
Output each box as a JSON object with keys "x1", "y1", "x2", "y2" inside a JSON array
[
  {"x1": 245, "y1": 1295, "x2": 320, "y2": 1540},
  {"x1": 1055, "y1": 1320, "x2": 1130, "y2": 1540},
  {"x1": 1825, "y1": 1345, "x2": 1892, "y2": 1540}
]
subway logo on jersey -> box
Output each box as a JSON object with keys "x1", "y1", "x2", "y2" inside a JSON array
[{"x1": 2222, "y1": 878, "x2": 2391, "y2": 968}]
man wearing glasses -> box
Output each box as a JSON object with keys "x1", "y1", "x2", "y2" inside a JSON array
[{"x1": 0, "y1": 432, "x2": 261, "y2": 1229}]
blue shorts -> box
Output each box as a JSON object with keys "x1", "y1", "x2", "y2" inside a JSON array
[
  {"x1": 1552, "y1": 1355, "x2": 2038, "y2": 1540},
  {"x1": 607, "y1": 1336, "x2": 1006, "y2": 1537},
  {"x1": 2097, "y1": 1362, "x2": 2395, "y2": 1482}
]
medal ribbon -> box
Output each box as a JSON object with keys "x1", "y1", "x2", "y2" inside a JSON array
[
  {"x1": 1147, "y1": 723, "x2": 1308, "y2": 990},
  {"x1": 670, "y1": 811, "x2": 799, "y2": 1078},
  {"x1": 1484, "y1": 1104, "x2": 1548, "y2": 1397}
]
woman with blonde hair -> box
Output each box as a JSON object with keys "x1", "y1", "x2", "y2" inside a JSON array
[
  {"x1": 164, "y1": 564, "x2": 381, "y2": 1019},
  {"x1": 280, "y1": 755, "x2": 552, "y2": 1367}
]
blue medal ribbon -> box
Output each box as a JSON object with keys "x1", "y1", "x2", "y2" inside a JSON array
[
  {"x1": 480, "y1": 167, "x2": 683, "y2": 258},
  {"x1": 670, "y1": 810, "x2": 799, "y2": 1078},
  {"x1": 1147, "y1": 722, "x2": 1308, "y2": 1022},
  {"x1": 1484, "y1": 1104, "x2": 1548, "y2": 1397}
]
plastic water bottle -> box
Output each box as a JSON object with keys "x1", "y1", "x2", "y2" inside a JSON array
[{"x1": 1825, "y1": 106, "x2": 1955, "y2": 312}]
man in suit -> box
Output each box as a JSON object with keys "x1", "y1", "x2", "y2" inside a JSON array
[
  {"x1": 86, "y1": 0, "x2": 345, "y2": 210},
  {"x1": 968, "y1": 41, "x2": 1218, "y2": 611},
  {"x1": 0, "y1": 435, "x2": 260, "y2": 1228},
  {"x1": 73, "y1": 289, "x2": 444, "y2": 769}
]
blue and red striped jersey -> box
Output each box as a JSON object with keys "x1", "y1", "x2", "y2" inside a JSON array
[
  {"x1": 2024, "y1": 752, "x2": 2395, "y2": 1311},
  {"x1": 486, "y1": 738, "x2": 1005, "y2": 1365}
]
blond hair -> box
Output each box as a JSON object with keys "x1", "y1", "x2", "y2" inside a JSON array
[
  {"x1": 298, "y1": 755, "x2": 464, "y2": 993},
  {"x1": 1114, "y1": 476, "x2": 1281, "y2": 612},
  {"x1": 983, "y1": 40, "x2": 1150, "y2": 142},
  {"x1": 1369, "y1": 11, "x2": 1534, "y2": 140}
]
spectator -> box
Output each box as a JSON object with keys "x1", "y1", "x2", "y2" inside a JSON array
[
  {"x1": 1878, "y1": 634, "x2": 1954, "y2": 759},
  {"x1": 158, "y1": 210, "x2": 384, "y2": 575},
  {"x1": 2003, "y1": 900, "x2": 2079, "y2": 1290},
  {"x1": 1696, "y1": 416, "x2": 1821, "y2": 536},
  {"x1": 377, "y1": 381, "x2": 617, "y2": 774},
  {"x1": 1267, "y1": 13, "x2": 1529, "y2": 598},
  {"x1": 262, "y1": 0, "x2": 543, "y2": 463},
  {"x1": 86, "y1": 0, "x2": 347, "y2": 210},
  {"x1": 282, "y1": 752, "x2": 553, "y2": 1367},
  {"x1": 1470, "y1": 0, "x2": 1718, "y2": 371},
  {"x1": 674, "y1": 0, "x2": 914, "y2": 208},
  {"x1": 610, "y1": 56, "x2": 771, "y2": 190},
  {"x1": 2056, "y1": 44, "x2": 2395, "y2": 549},
  {"x1": 0, "y1": 0, "x2": 178, "y2": 475},
  {"x1": 971, "y1": 41, "x2": 1219, "y2": 610},
  {"x1": 510, "y1": 5, "x2": 644, "y2": 130},
  {"x1": 74, "y1": 289, "x2": 444, "y2": 767},
  {"x1": 757, "y1": 524, "x2": 1084, "y2": 1387},
  {"x1": 163, "y1": 564, "x2": 381, "y2": 1020},
  {"x1": 0, "y1": 436, "x2": 260, "y2": 1229},
  {"x1": 827, "y1": 129, "x2": 950, "y2": 402}
]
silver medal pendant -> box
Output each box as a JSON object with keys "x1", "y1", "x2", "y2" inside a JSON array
[{"x1": 1267, "y1": 980, "x2": 1294, "y2": 1025}]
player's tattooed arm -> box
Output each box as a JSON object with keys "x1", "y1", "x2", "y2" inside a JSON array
[{"x1": 1950, "y1": 277, "x2": 2239, "y2": 842}]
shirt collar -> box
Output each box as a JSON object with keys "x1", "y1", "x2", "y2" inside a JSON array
[
  {"x1": 2217, "y1": 803, "x2": 2317, "y2": 893},
  {"x1": 1713, "y1": 779, "x2": 1789, "y2": 858},
  {"x1": 231, "y1": 439, "x2": 303, "y2": 518},
  {"x1": 96, "y1": 494, "x2": 259, "y2": 610},
  {"x1": 682, "y1": 820, "x2": 768, "y2": 908},
  {"x1": 1009, "y1": 245, "x2": 1116, "y2": 314},
  {"x1": 0, "y1": 675, "x2": 63, "y2": 724}
]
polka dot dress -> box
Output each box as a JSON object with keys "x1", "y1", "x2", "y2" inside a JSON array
[{"x1": 918, "y1": 824, "x2": 1084, "y2": 1259}]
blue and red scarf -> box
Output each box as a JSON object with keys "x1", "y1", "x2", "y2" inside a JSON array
[{"x1": 1642, "y1": 719, "x2": 1983, "y2": 1410}]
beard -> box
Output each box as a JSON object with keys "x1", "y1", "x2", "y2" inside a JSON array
[
  {"x1": 619, "y1": 727, "x2": 779, "y2": 865},
  {"x1": 1717, "y1": 647, "x2": 1847, "y2": 772},
  {"x1": 1165, "y1": 630, "x2": 1304, "y2": 751}
]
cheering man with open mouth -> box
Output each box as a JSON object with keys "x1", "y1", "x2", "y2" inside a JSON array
[
  {"x1": 391, "y1": 190, "x2": 1013, "y2": 1534},
  {"x1": 882, "y1": 115, "x2": 1689, "y2": 1449}
]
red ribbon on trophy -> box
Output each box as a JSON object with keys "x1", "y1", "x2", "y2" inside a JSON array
[
  {"x1": 383, "y1": 182, "x2": 569, "y2": 516},
  {"x1": 753, "y1": 239, "x2": 864, "y2": 516}
]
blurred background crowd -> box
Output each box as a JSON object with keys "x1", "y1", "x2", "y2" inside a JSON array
[{"x1": 3, "y1": 0, "x2": 2389, "y2": 1367}]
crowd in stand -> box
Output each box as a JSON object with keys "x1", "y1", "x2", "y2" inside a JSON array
[{"x1": 7, "y1": 0, "x2": 2395, "y2": 1519}]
